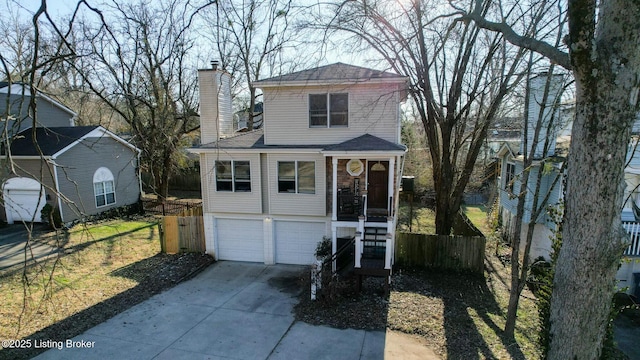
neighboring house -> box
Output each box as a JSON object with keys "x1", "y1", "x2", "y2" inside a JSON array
[
  {"x1": 0, "y1": 84, "x2": 141, "y2": 225},
  {"x1": 497, "y1": 75, "x2": 640, "y2": 297},
  {"x1": 234, "y1": 102, "x2": 264, "y2": 131},
  {"x1": 190, "y1": 62, "x2": 408, "y2": 273}
]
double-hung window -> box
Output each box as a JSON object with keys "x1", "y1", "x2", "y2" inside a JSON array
[
  {"x1": 309, "y1": 93, "x2": 348, "y2": 127},
  {"x1": 278, "y1": 161, "x2": 315, "y2": 194},
  {"x1": 93, "y1": 167, "x2": 116, "y2": 207},
  {"x1": 216, "y1": 160, "x2": 251, "y2": 192}
]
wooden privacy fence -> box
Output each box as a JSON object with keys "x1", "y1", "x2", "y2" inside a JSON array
[
  {"x1": 395, "y1": 232, "x2": 486, "y2": 274},
  {"x1": 143, "y1": 199, "x2": 202, "y2": 216},
  {"x1": 158, "y1": 205, "x2": 205, "y2": 253}
]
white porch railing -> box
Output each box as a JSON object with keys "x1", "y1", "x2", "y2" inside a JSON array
[
  {"x1": 622, "y1": 221, "x2": 640, "y2": 256},
  {"x1": 355, "y1": 216, "x2": 365, "y2": 268},
  {"x1": 362, "y1": 194, "x2": 368, "y2": 221}
]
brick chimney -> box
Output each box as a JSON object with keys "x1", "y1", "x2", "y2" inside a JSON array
[{"x1": 198, "y1": 60, "x2": 233, "y2": 144}]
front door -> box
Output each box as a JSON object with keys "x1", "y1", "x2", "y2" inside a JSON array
[{"x1": 367, "y1": 161, "x2": 389, "y2": 213}]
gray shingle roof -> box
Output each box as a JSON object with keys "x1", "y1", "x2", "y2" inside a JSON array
[
  {"x1": 254, "y1": 63, "x2": 406, "y2": 84},
  {"x1": 10, "y1": 126, "x2": 98, "y2": 156},
  {"x1": 323, "y1": 134, "x2": 407, "y2": 152},
  {"x1": 196, "y1": 130, "x2": 406, "y2": 153}
]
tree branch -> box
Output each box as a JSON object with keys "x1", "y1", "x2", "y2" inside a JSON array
[{"x1": 462, "y1": 0, "x2": 571, "y2": 70}]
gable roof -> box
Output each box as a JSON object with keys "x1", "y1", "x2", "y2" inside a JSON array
[
  {"x1": 322, "y1": 134, "x2": 407, "y2": 153},
  {"x1": 496, "y1": 142, "x2": 518, "y2": 159},
  {"x1": 9, "y1": 126, "x2": 139, "y2": 158},
  {"x1": 10, "y1": 126, "x2": 98, "y2": 156},
  {"x1": 0, "y1": 83, "x2": 77, "y2": 119},
  {"x1": 254, "y1": 63, "x2": 408, "y2": 87}
]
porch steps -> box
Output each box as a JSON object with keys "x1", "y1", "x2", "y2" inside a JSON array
[
  {"x1": 362, "y1": 227, "x2": 387, "y2": 260},
  {"x1": 354, "y1": 226, "x2": 391, "y2": 293}
]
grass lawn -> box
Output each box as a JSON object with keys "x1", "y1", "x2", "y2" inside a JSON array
[
  {"x1": 463, "y1": 204, "x2": 492, "y2": 235},
  {"x1": 0, "y1": 220, "x2": 159, "y2": 342}
]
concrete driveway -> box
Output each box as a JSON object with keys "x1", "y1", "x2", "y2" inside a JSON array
[
  {"x1": 0, "y1": 224, "x2": 59, "y2": 272},
  {"x1": 33, "y1": 261, "x2": 438, "y2": 360}
]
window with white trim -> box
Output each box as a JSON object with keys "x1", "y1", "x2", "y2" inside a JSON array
[
  {"x1": 309, "y1": 93, "x2": 348, "y2": 127},
  {"x1": 93, "y1": 167, "x2": 116, "y2": 207},
  {"x1": 215, "y1": 160, "x2": 251, "y2": 192},
  {"x1": 278, "y1": 161, "x2": 315, "y2": 194},
  {"x1": 505, "y1": 162, "x2": 516, "y2": 193}
]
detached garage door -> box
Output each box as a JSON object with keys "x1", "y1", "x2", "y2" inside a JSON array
[
  {"x1": 275, "y1": 221, "x2": 326, "y2": 265},
  {"x1": 3, "y1": 177, "x2": 46, "y2": 224},
  {"x1": 216, "y1": 219, "x2": 263, "y2": 262}
]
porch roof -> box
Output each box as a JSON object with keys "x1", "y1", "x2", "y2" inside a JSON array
[{"x1": 322, "y1": 134, "x2": 407, "y2": 154}]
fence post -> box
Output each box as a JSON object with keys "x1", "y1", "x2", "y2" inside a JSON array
[{"x1": 311, "y1": 258, "x2": 322, "y2": 301}]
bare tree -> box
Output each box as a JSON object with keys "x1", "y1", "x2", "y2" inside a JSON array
[
  {"x1": 72, "y1": 0, "x2": 213, "y2": 199},
  {"x1": 201, "y1": 0, "x2": 300, "y2": 131},
  {"x1": 309, "y1": 0, "x2": 548, "y2": 235},
  {"x1": 464, "y1": 0, "x2": 640, "y2": 357},
  {"x1": 503, "y1": 64, "x2": 570, "y2": 338}
]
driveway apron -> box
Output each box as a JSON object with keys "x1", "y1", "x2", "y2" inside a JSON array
[{"x1": 33, "y1": 261, "x2": 390, "y2": 360}]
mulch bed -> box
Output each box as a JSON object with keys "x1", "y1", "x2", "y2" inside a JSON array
[
  {"x1": 294, "y1": 249, "x2": 540, "y2": 359},
  {"x1": 1, "y1": 253, "x2": 214, "y2": 360}
]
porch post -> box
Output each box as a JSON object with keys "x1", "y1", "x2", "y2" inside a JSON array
[
  {"x1": 332, "y1": 157, "x2": 338, "y2": 221},
  {"x1": 388, "y1": 157, "x2": 395, "y2": 214},
  {"x1": 332, "y1": 226, "x2": 337, "y2": 272}
]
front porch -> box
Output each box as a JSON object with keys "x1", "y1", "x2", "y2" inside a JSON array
[
  {"x1": 320, "y1": 135, "x2": 406, "y2": 289},
  {"x1": 327, "y1": 157, "x2": 399, "y2": 286}
]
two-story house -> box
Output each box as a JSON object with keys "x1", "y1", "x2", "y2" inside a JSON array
[
  {"x1": 0, "y1": 83, "x2": 141, "y2": 225},
  {"x1": 191, "y1": 63, "x2": 408, "y2": 273},
  {"x1": 497, "y1": 74, "x2": 640, "y2": 297}
]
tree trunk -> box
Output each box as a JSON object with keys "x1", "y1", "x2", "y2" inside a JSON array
[{"x1": 548, "y1": 2, "x2": 639, "y2": 357}]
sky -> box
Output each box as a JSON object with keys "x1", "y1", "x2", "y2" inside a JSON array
[{"x1": 2, "y1": 0, "x2": 78, "y2": 18}]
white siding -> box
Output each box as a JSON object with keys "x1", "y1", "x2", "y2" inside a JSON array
[
  {"x1": 216, "y1": 218, "x2": 264, "y2": 262},
  {"x1": 201, "y1": 152, "x2": 262, "y2": 214},
  {"x1": 268, "y1": 153, "x2": 326, "y2": 216},
  {"x1": 261, "y1": 153, "x2": 270, "y2": 213},
  {"x1": 275, "y1": 220, "x2": 326, "y2": 265},
  {"x1": 520, "y1": 74, "x2": 564, "y2": 158},
  {"x1": 198, "y1": 69, "x2": 233, "y2": 144},
  {"x1": 262, "y1": 83, "x2": 401, "y2": 145}
]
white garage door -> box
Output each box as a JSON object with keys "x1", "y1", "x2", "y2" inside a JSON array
[
  {"x1": 216, "y1": 219, "x2": 263, "y2": 262},
  {"x1": 3, "y1": 178, "x2": 46, "y2": 224},
  {"x1": 275, "y1": 221, "x2": 326, "y2": 265}
]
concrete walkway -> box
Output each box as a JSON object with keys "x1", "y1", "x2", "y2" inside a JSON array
[
  {"x1": 34, "y1": 261, "x2": 439, "y2": 360},
  {"x1": 0, "y1": 224, "x2": 58, "y2": 272}
]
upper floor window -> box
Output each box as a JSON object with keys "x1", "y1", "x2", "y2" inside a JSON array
[
  {"x1": 216, "y1": 160, "x2": 251, "y2": 192},
  {"x1": 309, "y1": 93, "x2": 348, "y2": 128},
  {"x1": 278, "y1": 161, "x2": 315, "y2": 194},
  {"x1": 93, "y1": 167, "x2": 115, "y2": 207}
]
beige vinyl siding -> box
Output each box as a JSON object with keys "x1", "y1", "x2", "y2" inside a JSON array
[
  {"x1": 261, "y1": 153, "x2": 269, "y2": 213},
  {"x1": 268, "y1": 153, "x2": 326, "y2": 216},
  {"x1": 55, "y1": 136, "x2": 140, "y2": 222},
  {"x1": 198, "y1": 70, "x2": 233, "y2": 144},
  {"x1": 262, "y1": 83, "x2": 401, "y2": 145},
  {"x1": 202, "y1": 152, "x2": 262, "y2": 214}
]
